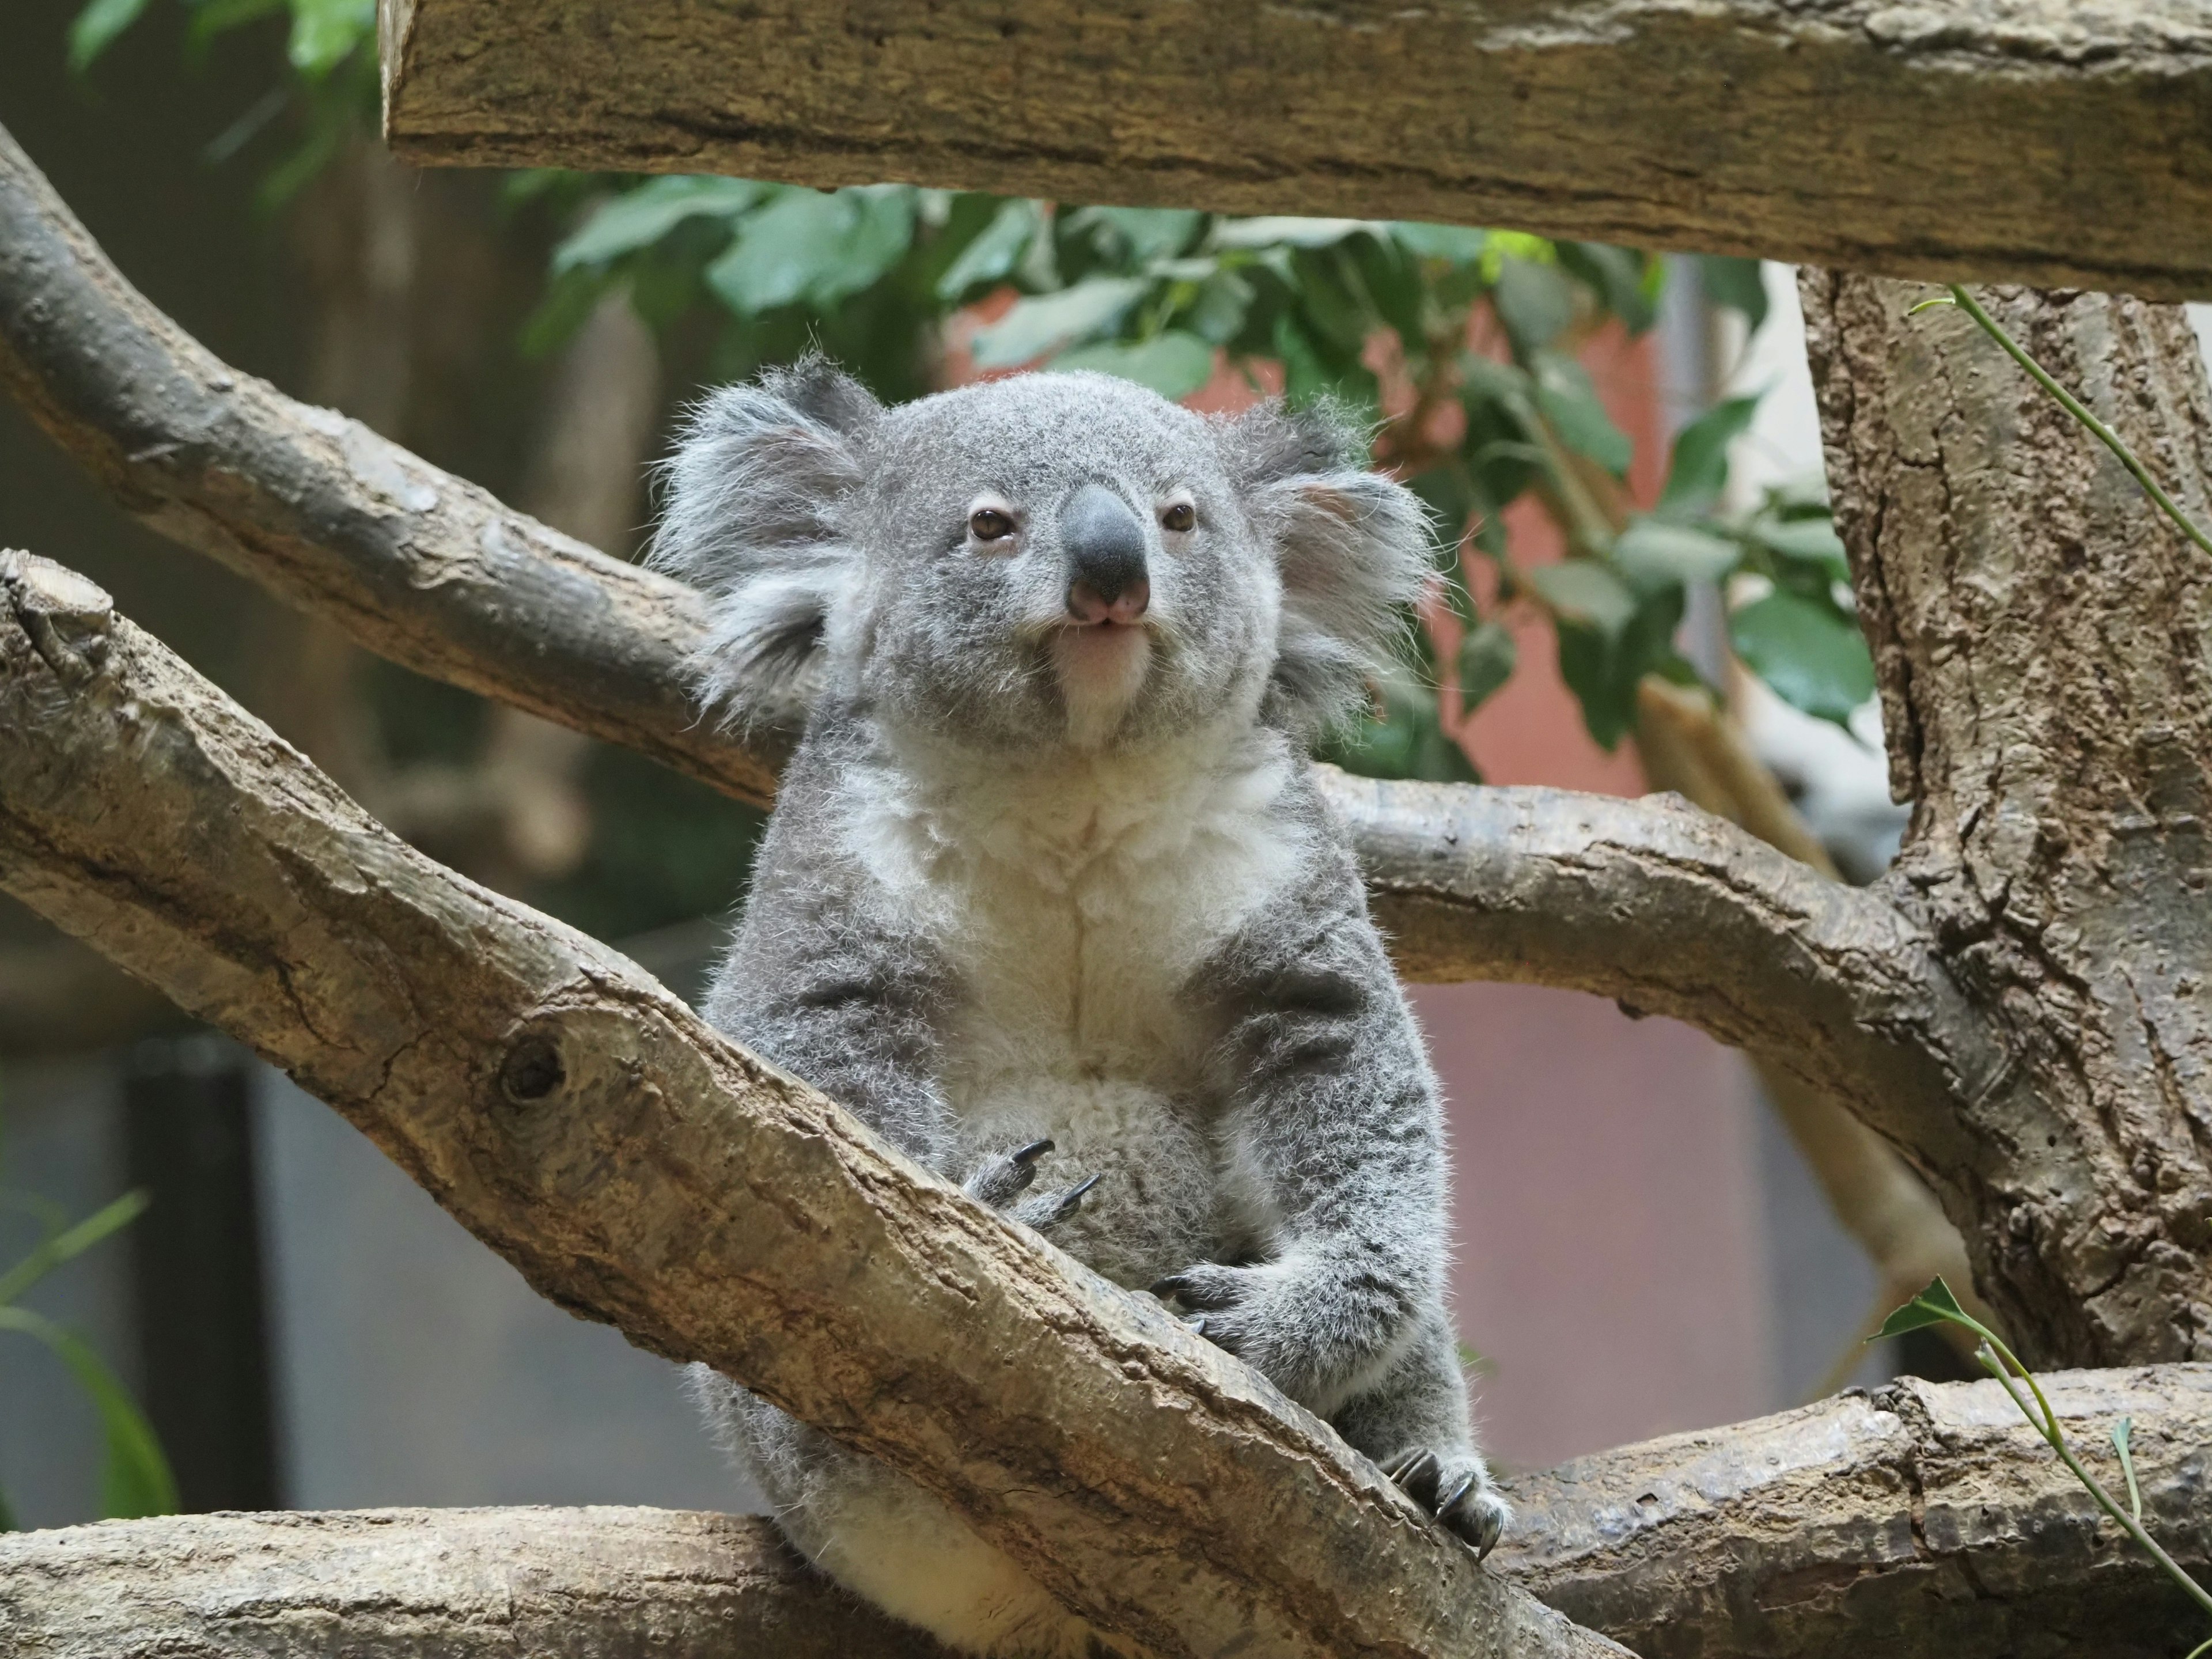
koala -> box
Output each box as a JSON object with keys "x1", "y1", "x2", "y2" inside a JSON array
[{"x1": 657, "y1": 357, "x2": 1506, "y2": 1659}]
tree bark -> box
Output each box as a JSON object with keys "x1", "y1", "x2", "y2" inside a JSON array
[
  {"x1": 1804, "y1": 272, "x2": 2212, "y2": 1367},
  {"x1": 0, "y1": 547, "x2": 1622, "y2": 1659},
  {"x1": 0, "y1": 124, "x2": 782, "y2": 814},
  {"x1": 7, "y1": 1368, "x2": 2206, "y2": 1659},
  {"x1": 374, "y1": 0, "x2": 2212, "y2": 300}
]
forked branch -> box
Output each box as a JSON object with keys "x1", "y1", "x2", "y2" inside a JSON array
[{"x1": 0, "y1": 547, "x2": 1620, "y2": 1659}]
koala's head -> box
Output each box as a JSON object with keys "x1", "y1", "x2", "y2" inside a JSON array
[{"x1": 651, "y1": 355, "x2": 1429, "y2": 755}]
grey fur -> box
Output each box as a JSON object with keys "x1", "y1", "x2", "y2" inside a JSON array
[{"x1": 671, "y1": 361, "x2": 1503, "y2": 1658}]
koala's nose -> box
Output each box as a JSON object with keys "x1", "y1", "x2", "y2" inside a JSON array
[{"x1": 1060, "y1": 483, "x2": 1150, "y2": 624}]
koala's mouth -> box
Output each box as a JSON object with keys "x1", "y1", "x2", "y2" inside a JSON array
[{"x1": 1051, "y1": 620, "x2": 1153, "y2": 743}]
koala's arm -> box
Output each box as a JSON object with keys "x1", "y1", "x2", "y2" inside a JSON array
[
  {"x1": 698, "y1": 772, "x2": 959, "y2": 1171},
  {"x1": 1172, "y1": 810, "x2": 1448, "y2": 1413}
]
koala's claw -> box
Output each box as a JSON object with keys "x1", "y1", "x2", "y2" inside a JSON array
[
  {"x1": 1147, "y1": 1272, "x2": 1237, "y2": 1312},
  {"x1": 965, "y1": 1139, "x2": 1059, "y2": 1211},
  {"x1": 1385, "y1": 1447, "x2": 1509, "y2": 1559},
  {"x1": 1012, "y1": 1137, "x2": 1055, "y2": 1167},
  {"x1": 1035, "y1": 1172, "x2": 1102, "y2": 1225}
]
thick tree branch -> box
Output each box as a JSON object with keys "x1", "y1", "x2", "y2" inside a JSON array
[
  {"x1": 0, "y1": 123, "x2": 782, "y2": 812},
  {"x1": 8, "y1": 1368, "x2": 2207, "y2": 1658},
  {"x1": 0, "y1": 547, "x2": 1620, "y2": 1659},
  {"x1": 0, "y1": 120, "x2": 1974, "y2": 1122},
  {"x1": 376, "y1": 0, "x2": 2212, "y2": 299},
  {"x1": 1804, "y1": 271, "x2": 2212, "y2": 1365}
]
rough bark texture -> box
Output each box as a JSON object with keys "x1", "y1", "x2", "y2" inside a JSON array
[
  {"x1": 0, "y1": 1509, "x2": 949, "y2": 1659},
  {"x1": 7, "y1": 1368, "x2": 2207, "y2": 1659},
  {"x1": 0, "y1": 548, "x2": 1621, "y2": 1659},
  {"x1": 377, "y1": 0, "x2": 2212, "y2": 299},
  {"x1": 0, "y1": 123, "x2": 783, "y2": 813},
  {"x1": 1804, "y1": 272, "x2": 2212, "y2": 1368}
]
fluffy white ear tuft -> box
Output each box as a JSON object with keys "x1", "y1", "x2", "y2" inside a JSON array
[
  {"x1": 1222, "y1": 400, "x2": 1432, "y2": 736},
  {"x1": 649, "y1": 354, "x2": 881, "y2": 728}
]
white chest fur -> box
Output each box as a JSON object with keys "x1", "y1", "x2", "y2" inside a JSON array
[{"x1": 837, "y1": 721, "x2": 1309, "y2": 1283}]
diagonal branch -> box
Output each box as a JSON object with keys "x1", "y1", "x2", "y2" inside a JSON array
[
  {"x1": 8, "y1": 1367, "x2": 2206, "y2": 1659},
  {"x1": 0, "y1": 119, "x2": 1984, "y2": 1147},
  {"x1": 0, "y1": 546, "x2": 1623, "y2": 1659},
  {"x1": 0, "y1": 123, "x2": 782, "y2": 810}
]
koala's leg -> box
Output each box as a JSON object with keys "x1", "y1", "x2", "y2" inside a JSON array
[
  {"x1": 1328, "y1": 1308, "x2": 1510, "y2": 1556},
  {"x1": 688, "y1": 1365, "x2": 1146, "y2": 1659}
]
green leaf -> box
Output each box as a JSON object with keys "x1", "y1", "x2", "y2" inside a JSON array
[
  {"x1": 1696, "y1": 254, "x2": 1770, "y2": 334},
  {"x1": 1211, "y1": 217, "x2": 1369, "y2": 251},
  {"x1": 288, "y1": 0, "x2": 376, "y2": 75},
  {"x1": 1492, "y1": 257, "x2": 1574, "y2": 357},
  {"x1": 970, "y1": 276, "x2": 1151, "y2": 368},
  {"x1": 0, "y1": 1188, "x2": 149, "y2": 1306},
  {"x1": 1872, "y1": 1275, "x2": 1972, "y2": 1340},
  {"x1": 1273, "y1": 312, "x2": 1334, "y2": 408},
  {"x1": 1457, "y1": 621, "x2": 1517, "y2": 711},
  {"x1": 69, "y1": 0, "x2": 151, "y2": 70},
  {"x1": 1181, "y1": 270, "x2": 1253, "y2": 346},
  {"x1": 1527, "y1": 560, "x2": 1638, "y2": 640},
  {"x1": 1319, "y1": 662, "x2": 1482, "y2": 785},
  {"x1": 1660, "y1": 395, "x2": 1762, "y2": 513},
  {"x1": 1555, "y1": 585, "x2": 1688, "y2": 749},
  {"x1": 1053, "y1": 331, "x2": 1216, "y2": 399},
  {"x1": 1613, "y1": 519, "x2": 1742, "y2": 591},
  {"x1": 0, "y1": 1306, "x2": 177, "y2": 1520},
  {"x1": 706, "y1": 187, "x2": 916, "y2": 315},
  {"x1": 935, "y1": 198, "x2": 1041, "y2": 300},
  {"x1": 1531, "y1": 351, "x2": 1632, "y2": 477},
  {"x1": 1750, "y1": 516, "x2": 1850, "y2": 582},
  {"x1": 1559, "y1": 243, "x2": 1656, "y2": 335},
  {"x1": 554, "y1": 176, "x2": 764, "y2": 272},
  {"x1": 1389, "y1": 222, "x2": 1488, "y2": 265},
  {"x1": 1730, "y1": 590, "x2": 1876, "y2": 726},
  {"x1": 1064, "y1": 206, "x2": 1203, "y2": 264}
]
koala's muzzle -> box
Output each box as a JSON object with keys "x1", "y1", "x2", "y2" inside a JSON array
[{"x1": 1060, "y1": 483, "x2": 1150, "y2": 625}]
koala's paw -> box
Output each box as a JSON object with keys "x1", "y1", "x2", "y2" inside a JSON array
[
  {"x1": 1382, "y1": 1446, "x2": 1510, "y2": 1559},
  {"x1": 1151, "y1": 1259, "x2": 1397, "y2": 1402},
  {"x1": 1149, "y1": 1262, "x2": 1301, "y2": 1380},
  {"x1": 964, "y1": 1138, "x2": 1101, "y2": 1233}
]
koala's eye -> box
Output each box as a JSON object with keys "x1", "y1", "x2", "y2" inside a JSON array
[
  {"x1": 968, "y1": 507, "x2": 1016, "y2": 542},
  {"x1": 1160, "y1": 502, "x2": 1196, "y2": 533}
]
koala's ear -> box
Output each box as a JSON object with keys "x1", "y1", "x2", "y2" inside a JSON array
[
  {"x1": 1221, "y1": 399, "x2": 1431, "y2": 735},
  {"x1": 649, "y1": 354, "x2": 881, "y2": 726}
]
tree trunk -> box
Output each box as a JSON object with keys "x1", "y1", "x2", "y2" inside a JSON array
[{"x1": 1804, "y1": 272, "x2": 2212, "y2": 1366}]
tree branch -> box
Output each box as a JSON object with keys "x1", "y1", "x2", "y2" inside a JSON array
[
  {"x1": 377, "y1": 0, "x2": 2212, "y2": 299},
  {"x1": 0, "y1": 123, "x2": 783, "y2": 812},
  {"x1": 8, "y1": 1368, "x2": 2206, "y2": 1658},
  {"x1": 0, "y1": 120, "x2": 1976, "y2": 1128},
  {"x1": 0, "y1": 546, "x2": 1621, "y2": 1659}
]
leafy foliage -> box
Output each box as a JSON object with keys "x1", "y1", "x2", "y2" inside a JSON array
[
  {"x1": 68, "y1": 0, "x2": 1877, "y2": 778},
  {"x1": 0, "y1": 1111, "x2": 176, "y2": 1528}
]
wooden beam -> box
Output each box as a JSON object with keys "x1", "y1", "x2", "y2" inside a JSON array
[{"x1": 378, "y1": 0, "x2": 2212, "y2": 300}]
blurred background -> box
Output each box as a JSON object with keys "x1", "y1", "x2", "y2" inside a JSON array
[{"x1": 13, "y1": 0, "x2": 2196, "y2": 1531}]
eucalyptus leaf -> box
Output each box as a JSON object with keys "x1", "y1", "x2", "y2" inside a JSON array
[
  {"x1": 934, "y1": 198, "x2": 1041, "y2": 300},
  {"x1": 1531, "y1": 352, "x2": 1632, "y2": 477},
  {"x1": 0, "y1": 1188, "x2": 149, "y2": 1306},
  {"x1": 67, "y1": 0, "x2": 151, "y2": 70},
  {"x1": 1730, "y1": 590, "x2": 1876, "y2": 725},
  {"x1": 1696, "y1": 254, "x2": 1770, "y2": 334},
  {"x1": 1492, "y1": 257, "x2": 1573, "y2": 355},
  {"x1": 1211, "y1": 217, "x2": 1369, "y2": 251},
  {"x1": 971, "y1": 277, "x2": 1151, "y2": 368},
  {"x1": 1526, "y1": 560, "x2": 1638, "y2": 639},
  {"x1": 1613, "y1": 519, "x2": 1741, "y2": 590},
  {"x1": 1065, "y1": 206, "x2": 1203, "y2": 265},
  {"x1": 1319, "y1": 664, "x2": 1480, "y2": 785},
  {"x1": 1751, "y1": 516, "x2": 1850, "y2": 580},
  {"x1": 1183, "y1": 270, "x2": 1253, "y2": 345},
  {"x1": 1053, "y1": 332, "x2": 1216, "y2": 399},
  {"x1": 706, "y1": 187, "x2": 915, "y2": 315},
  {"x1": 1389, "y1": 223, "x2": 1488, "y2": 265},
  {"x1": 289, "y1": 0, "x2": 375, "y2": 74},
  {"x1": 1660, "y1": 395, "x2": 1761, "y2": 512},
  {"x1": 555, "y1": 177, "x2": 765, "y2": 273},
  {"x1": 1559, "y1": 242, "x2": 1656, "y2": 334},
  {"x1": 1457, "y1": 622, "x2": 1517, "y2": 711}
]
